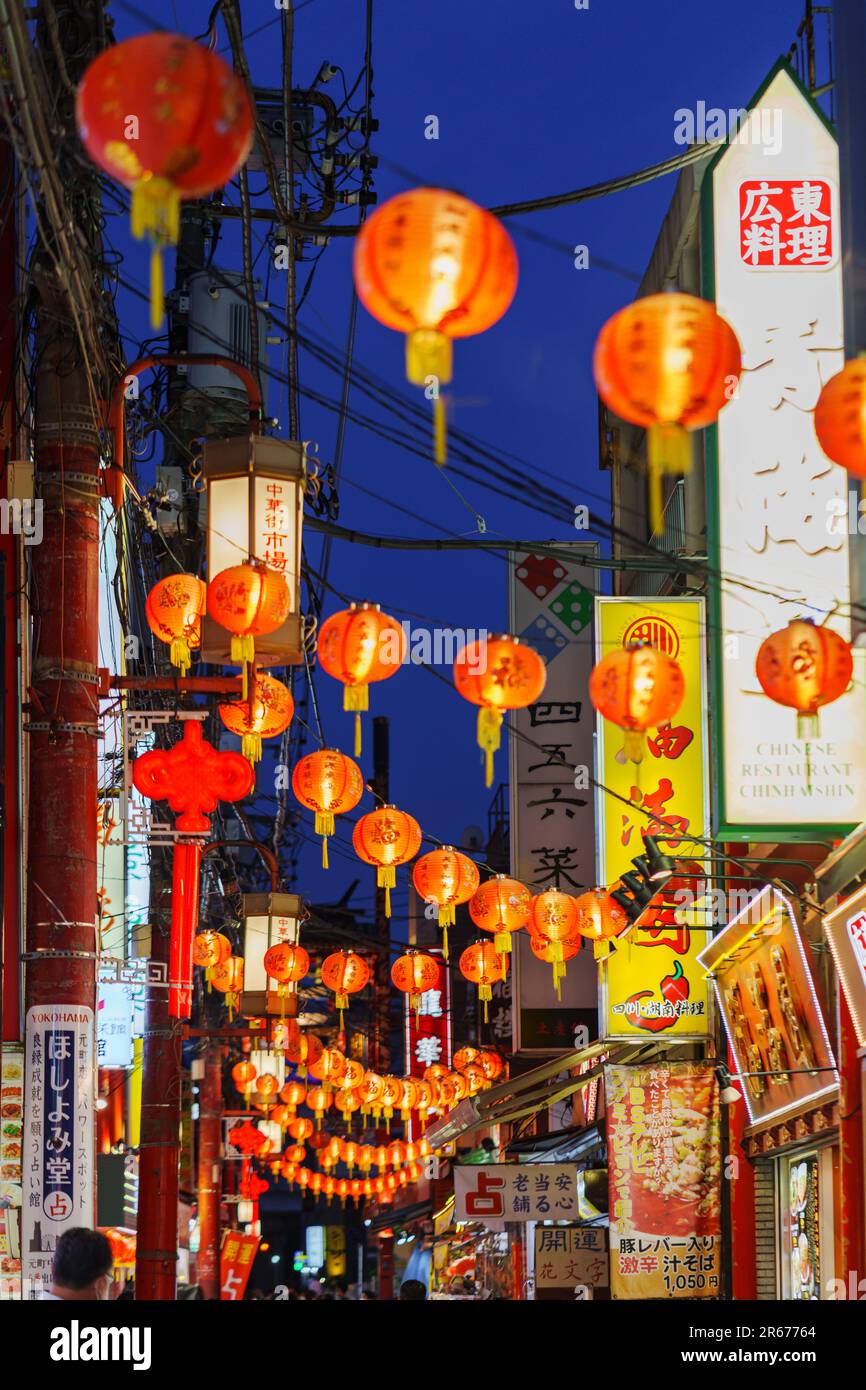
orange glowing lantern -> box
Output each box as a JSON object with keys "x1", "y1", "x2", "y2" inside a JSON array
[
  {"x1": 453, "y1": 1046, "x2": 481, "y2": 1072},
  {"x1": 469, "y1": 875, "x2": 531, "y2": 956},
  {"x1": 358, "y1": 1071, "x2": 385, "y2": 1122},
  {"x1": 589, "y1": 643, "x2": 685, "y2": 764},
  {"x1": 145, "y1": 574, "x2": 206, "y2": 674},
  {"x1": 755, "y1": 618, "x2": 853, "y2": 739},
  {"x1": 321, "y1": 950, "x2": 371, "y2": 1022},
  {"x1": 264, "y1": 942, "x2": 309, "y2": 1002},
  {"x1": 354, "y1": 187, "x2": 518, "y2": 463},
  {"x1": 219, "y1": 671, "x2": 294, "y2": 764},
  {"x1": 529, "y1": 890, "x2": 581, "y2": 994},
  {"x1": 342, "y1": 1059, "x2": 365, "y2": 1091},
  {"x1": 335, "y1": 1089, "x2": 362, "y2": 1127},
  {"x1": 291, "y1": 747, "x2": 364, "y2": 869},
  {"x1": 424, "y1": 1063, "x2": 450, "y2": 1086},
  {"x1": 193, "y1": 929, "x2": 231, "y2": 990},
  {"x1": 398, "y1": 1079, "x2": 419, "y2": 1123},
  {"x1": 454, "y1": 635, "x2": 547, "y2": 787},
  {"x1": 76, "y1": 34, "x2": 254, "y2": 327},
  {"x1": 308, "y1": 1047, "x2": 348, "y2": 1092},
  {"x1": 387, "y1": 1140, "x2": 407, "y2": 1169},
  {"x1": 232, "y1": 1061, "x2": 256, "y2": 1099},
  {"x1": 412, "y1": 847, "x2": 480, "y2": 957},
  {"x1": 379, "y1": 1076, "x2": 403, "y2": 1131},
  {"x1": 459, "y1": 941, "x2": 507, "y2": 1021},
  {"x1": 593, "y1": 291, "x2": 742, "y2": 529},
  {"x1": 285, "y1": 1031, "x2": 323, "y2": 1078},
  {"x1": 306, "y1": 1086, "x2": 332, "y2": 1130},
  {"x1": 477, "y1": 1050, "x2": 504, "y2": 1083},
  {"x1": 814, "y1": 358, "x2": 866, "y2": 478},
  {"x1": 440, "y1": 1071, "x2": 468, "y2": 1108},
  {"x1": 574, "y1": 888, "x2": 629, "y2": 950},
  {"x1": 256, "y1": 1074, "x2": 280, "y2": 1103},
  {"x1": 207, "y1": 563, "x2": 291, "y2": 669},
  {"x1": 279, "y1": 1080, "x2": 307, "y2": 1117},
  {"x1": 317, "y1": 603, "x2": 405, "y2": 755},
  {"x1": 460, "y1": 1062, "x2": 487, "y2": 1095},
  {"x1": 391, "y1": 950, "x2": 440, "y2": 1012},
  {"x1": 358, "y1": 1144, "x2": 375, "y2": 1173},
  {"x1": 211, "y1": 955, "x2": 243, "y2": 1019},
  {"x1": 288, "y1": 1117, "x2": 313, "y2": 1143},
  {"x1": 414, "y1": 1080, "x2": 434, "y2": 1125},
  {"x1": 352, "y1": 805, "x2": 422, "y2": 917}
]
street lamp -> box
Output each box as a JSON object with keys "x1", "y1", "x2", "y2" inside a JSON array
[
  {"x1": 201, "y1": 433, "x2": 306, "y2": 665},
  {"x1": 241, "y1": 890, "x2": 305, "y2": 1012}
]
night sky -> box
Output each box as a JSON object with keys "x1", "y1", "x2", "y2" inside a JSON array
[{"x1": 108, "y1": 0, "x2": 810, "y2": 937}]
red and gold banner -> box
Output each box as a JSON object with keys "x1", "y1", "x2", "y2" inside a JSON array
[
  {"x1": 606, "y1": 1061, "x2": 721, "y2": 1299},
  {"x1": 219, "y1": 1230, "x2": 260, "y2": 1301}
]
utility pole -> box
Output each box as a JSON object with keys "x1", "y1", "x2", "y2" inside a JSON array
[
  {"x1": 196, "y1": 1041, "x2": 224, "y2": 1299},
  {"x1": 371, "y1": 716, "x2": 390, "y2": 1074},
  {"x1": 19, "y1": 0, "x2": 105, "y2": 1292}
]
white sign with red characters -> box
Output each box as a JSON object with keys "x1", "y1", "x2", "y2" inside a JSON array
[
  {"x1": 454, "y1": 1164, "x2": 578, "y2": 1224},
  {"x1": 738, "y1": 178, "x2": 835, "y2": 268},
  {"x1": 404, "y1": 950, "x2": 450, "y2": 1142}
]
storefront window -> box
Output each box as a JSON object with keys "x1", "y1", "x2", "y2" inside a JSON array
[{"x1": 779, "y1": 1148, "x2": 835, "y2": 1300}]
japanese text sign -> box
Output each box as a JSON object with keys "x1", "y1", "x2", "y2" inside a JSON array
[
  {"x1": 698, "y1": 885, "x2": 838, "y2": 1125},
  {"x1": 534, "y1": 1226, "x2": 608, "y2": 1299},
  {"x1": 595, "y1": 598, "x2": 711, "y2": 1040},
  {"x1": 606, "y1": 1062, "x2": 721, "y2": 1299},
  {"x1": 509, "y1": 545, "x2": 599, "y2": 1051},
  {"x1": 705, "y1": 64, "x2": 866, "y2": 835},
  {"x1": 454, "y1": 1164, "x2": 578, "y2": 1224},
  {"x1": 220, "y1": 1230, "x2": 260, "y2": 1301},
  {"x1": 404, "y1": 950, "x2": 450, "y2": 1142}
]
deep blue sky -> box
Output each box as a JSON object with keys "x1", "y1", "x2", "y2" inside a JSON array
[{"x1": 109, "y1": 0, "x2": 810, "y2": 927}]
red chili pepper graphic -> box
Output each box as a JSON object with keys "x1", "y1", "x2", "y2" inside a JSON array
[
  {"x1": 660, "y1": 959, "x2": 689, "y2": 1009},
  {"x1": 624, "y1": 962, "x2": 690, "y2": 1033}
]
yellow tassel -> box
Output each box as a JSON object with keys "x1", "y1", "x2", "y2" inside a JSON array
[
  {"x1": 405, "y1": 329, "x2": 453, "y2": 388},
  {"x1": 433, "y1": 394, "x2": 447, "y2": 466},
  {"x1": 378, "y1": 865, "x2": 395, "y2": 918},
  {"x1": 647, "y1": 422, "x2": 690, "y2": 534},
  {"x1": 442, "y1": 923, "x2": 449, "y2": 962},
  {"x1": 477, "y1": 707, "x2": 503, "y2": 789},
  {"x1": 169, "y1": 637, "x2": 191, "y2": 674},
  {"x1": 494, "y1": 931, "x2": 511, "y2": 956},
  {"x1": 385, "y1": 883, "x2": 391, "y2": 918},
  {"x1": 241, "y1": 733, "x2": 262, "y2": 764},
  {"x1": 321, "y1": 836, "x2": 329, "y2": 869},
  {"x1": 149, "y1": 243, "x2": 163, "y2": 330},
  {"x1": 354, "y1": 711, "x2": 362, "y2": 757},
  {"x1": 231, "y1": 636, "x2": 256, "y2": 667},
  {"x1": 623, "y1": 729, "x2": 645, "y2": 764}
]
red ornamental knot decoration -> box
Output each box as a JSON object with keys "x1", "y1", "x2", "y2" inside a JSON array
[{"x1": 132, "y1": 718, "x2": 255, "y2": 832}]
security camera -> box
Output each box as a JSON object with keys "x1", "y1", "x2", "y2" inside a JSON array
[
  {"x1": 207, "y1": 284, "x2": 220, "y2": 300},
  {"x1": 316, "y1": 61, "x2": 338, "y2": 85}
]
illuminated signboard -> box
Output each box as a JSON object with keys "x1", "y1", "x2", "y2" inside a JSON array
[
  {"x1": 822, "y1": 883, "x2": 866, "y2": 1048},
  {"x1": 703, "y1": 63, "x2": 866, "y2": 836}
]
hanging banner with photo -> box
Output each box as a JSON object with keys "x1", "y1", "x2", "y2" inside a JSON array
[
  {"x1": 606, "y1": 1061, "x2": 721, "y2": 1299},
  {"x1": 594, "y1": 597, "x2": 712, "y2": 1041}
]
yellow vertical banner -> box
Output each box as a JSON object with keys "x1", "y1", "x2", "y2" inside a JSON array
[{"x1": 595, "y1": 598, "x2": 711, "y2": 1040}]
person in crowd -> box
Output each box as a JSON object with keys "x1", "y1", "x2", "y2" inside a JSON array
[
  {"x1": 40, "y1": 1228, "x2": 114, "y2": 1301},
  {"x1": 399, "y1": 1279, "x2": 427, "y2": 1301}
]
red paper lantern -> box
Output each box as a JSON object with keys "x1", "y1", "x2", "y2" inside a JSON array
[
  {"x1": 412, "y1": 847, "x2": 480, "y2": 957},
  {"x1": 390, "y1": 950, "x2": 440, "y2": 1012},
  {"x1": 574, "y1": 888, "x2": 629, "y2": 943},
  {"x1": 207, "y1": 563, "x2": 290, "y2": 667},
  {"x1": 291, "y1": 748, "x2": 364, "y2": 868},
  {"x1": 529, "y1": 891, "x2": 582, "y2": 994},
  {"x1": 219, "y1": 671, "x2": 294, "y2": 764},
  {"x1": 264, "y1": 942, "x2": 309, "y2": 999},
  {"x1": 755, "y1": 618, "x2": 852, "y2": 738},
  {"x1": 192, "y1": 930, "x2": 231, "y2": 990},
  {"x1": 210, "y1": 955, "x2": 243, "y2": 1019},
  {"x1": 469, "y1": 875, "x2": 531, "y2": 955},
  {"x1": 321, "y1": 950, "x2": 370, "y2": 1017},
  {"x1": 453, "y1": 1046, "x2": 481, "y2": 1072},
  {"x1": 145, "y1": 574, "x2": 206, "y2": 674},
  {"x1": 317, "y1": 603, "x2": 405, "y2": 755},
  {"x1": 589, "y1": 643, "x2": 685, "y2": 763},
  {"x1": 814, "y1": 358, "x2": 866, "y2": 477},
  {"x1": 285, "y1": 1031, "x2": 323, "y2": 1077},
  {"x1": 76, "y1": 34, "x2": 253, "y2": 326},
  {"x1": 279, "y1": 1080, "x2": 306, "y2": 1117},
  {"x1": 477, "y1": 1050, "x2": 505, "y2": 1083},
  {"x1": 288, "y1": 1117, "x2": 313, "y2": 1143},
  {"x1": 308, "y1": 1047, "x2": 348, "y2": 1090},
  {"x1": 459, "y1": 941, "x2": 507, "y2": 1021},
  {"x1": 454, "y1": 634, "x2": 546, "y2": 787},
  {"x1": 352, "y1": 805, "x2": 422, "y2": 917}
]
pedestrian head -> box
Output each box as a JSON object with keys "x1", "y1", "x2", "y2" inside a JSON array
[{"x1": 51, "y1": 1228, "x2": 114, "y2": 1301}]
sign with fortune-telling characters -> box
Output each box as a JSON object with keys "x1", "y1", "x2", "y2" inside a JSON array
[
  {"x1": 508, "y1": 546, "x2": 599, "y2": 1052},
  {"x1": 595, "y1": 597, "x2": 712, "y2": 1040}
]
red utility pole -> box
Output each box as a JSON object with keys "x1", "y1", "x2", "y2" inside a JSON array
[{"x1": 197, "y1": 1042, "x2": 224, "y2": 1299}]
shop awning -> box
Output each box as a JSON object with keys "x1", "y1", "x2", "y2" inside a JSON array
[{"x1": 422, "y1": 1038, "x2": 661, "y2": 1147}]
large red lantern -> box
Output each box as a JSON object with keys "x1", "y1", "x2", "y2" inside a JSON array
[
  {"x1": 291, "y1": 748, "x2": 364, "y2": 868},
  {"x1": 285, "y1": 1031, "x2": 323, "y2": 1077},
  {"x1": 207, "y1": 563, "x2": 291, "y2": 669},
  {"x1": 321, "y1": 950, "x2": 371, "y2": 1020},
  {"x1": 76, "y1": 34, "x2": 253, "y2": 327},
  {"x1": 308, "y1": 1047, "x2": 348, "y2": 1091},
  {"x1": 459, "y1": 941, "x2": 507, "y2": 1021},
  {"x1": 211, "y1": 955, "x2": 244, "y2": 1020},
  {"x1": 145, "y1": 574, "x2": 206, "y2": 674},
  {"x1": 593, "y1": 291, "x2": 741, "y2": 528},
  {"x1": 412, "y1": 847, "x2": 480, "y2": 958},
  {"x1": 352, "y1": 805, "x2": 422, "y2": 917},
  {"x1": 263, "y1": 942, "x2": 309, "y2": 1001},
  {"x1": 219, "y1": 671, "x2": 294, "y2": 765},
  {"x1": 192, "y1": 929, "x2": 231, "y2": 989},
  {"x1": 589, "y1": 643, "x2": 685, "y2": 763},
  {"x1": 317, "y1": 603, "x2": 405, "y2": 755},
  {"x1": 469, "y1": 875, "x2": 531, "y2": 956},
  {"x1": 529, "y1": 891, "x2": 582, "y2": 993},
  {"x1": 354, "y1": 188, "x2": 518, "y2": 463},
  {"x1": 391, "y1": 950, "x2": 440, "y2": 1012},
  {"x1": 755, "y1": 618, "x2": 852, "y2": 738},
  {"x1": 454, "y1": 634, "x2": 547, "y2": 787}
]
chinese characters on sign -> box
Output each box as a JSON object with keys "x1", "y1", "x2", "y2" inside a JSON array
[
  {"x1": 595, "y1": 598, "x2": 711, "y2": 1040},
  {"x1": 708, "y1": 68, "x2": 866, "y2": 833},
  {"x1": 822, "y1": 883, "x2": 866, "y2": 1048},
  {"x1": 220, "y1": 1230, "x2": 260, "y2": 1301},
  {"x1": 606, "y1": 1062, "x2": 721, "y2": 1300},
  {"x1": 739, "y1": 179, "x2": 834, "y2": 267},
  {"x1": 22, "y1": 1007, "x2": 94, "y2": 1297},
  {"x1": 534, "y1": 1226, "x2": 609, "y2": 1301},
  {"x1": 509, "y1": 546, "x2": 599, "y2": 1051},
  {"x1": 454, "y1": 1164, "x2": 578, "y2": 1224},
  {"x1": 404, "y1": 950, "x2": 451, "y2": 1142}
]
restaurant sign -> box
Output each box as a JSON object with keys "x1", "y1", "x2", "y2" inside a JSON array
[{"x1": 822, "y1": 883, "x2": 866, "y2": 1049}]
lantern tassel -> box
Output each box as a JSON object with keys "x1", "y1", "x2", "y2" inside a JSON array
[
  {"x1": 442, "y1": 923, "x2": 449, "y2": 961},
  {"x1": 477, "y1": 707, "x2": 503, "y2": 788},
  {"x1": 433, "y1": 393, "x2": 447, "y2": 466},
  {"x1": 149, "y1": 244, "x2": 164, "y2": 331},
  {"x1": 378, "y1": 865, "x2": 396, "y2": 918},
  {"x1": 647, "y1": 422, "x2": 690, "y2": 534},
  {"x1": 241, "y1": 732, "x2": 262, "y2": 764},
  {"x1": 169, "y1": 637, "x2": 192, "y2": 675},
  {"x1": 231, "y1": 636, "x2": 256, "y2": 667},
  {"x1": 315, "y1": 811, "x2": 335, "y2": 870},
  {"x1": 623, "y1": 729, "x2": 645, "y2": 764}
]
